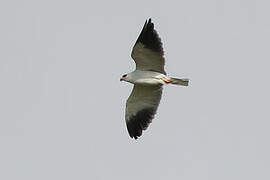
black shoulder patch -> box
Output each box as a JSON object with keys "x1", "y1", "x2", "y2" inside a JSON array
[
  {"x1": 135, "y1": 18, "x2": 163, "y2": 53},
  {"x1": 127, "y1": 108, "x2": 156, "y2": 139}
]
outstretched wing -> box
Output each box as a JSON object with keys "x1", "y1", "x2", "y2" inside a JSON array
[
  {"x1": 131, "y1": 19, "x2": 166, "y2": 75},
  {"x1": 125, "y1": 84, "x2": 163, "y2": 139}
]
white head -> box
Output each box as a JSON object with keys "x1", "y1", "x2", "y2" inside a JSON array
[{"x1": 120, "y1": 73, "x2": 132, "y2": 83}]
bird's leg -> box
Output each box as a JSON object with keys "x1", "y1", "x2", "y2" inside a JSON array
[{"x1": 162, "y1": 77, "x2": 171, "y2": 84}]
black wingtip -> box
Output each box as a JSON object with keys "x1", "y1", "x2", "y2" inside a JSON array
[
  {"x1": 135, "y1": 18, "x2": 163, "y2": 53},
  {"x1": 126, "y1": 108, "x2": 156, "y2": 139}
]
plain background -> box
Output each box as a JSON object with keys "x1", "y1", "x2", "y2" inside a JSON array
[{"x1": 0, "y1": 0, "x2": 270, "y2": 179}]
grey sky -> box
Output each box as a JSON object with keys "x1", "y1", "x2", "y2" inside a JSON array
[{"x1": 0, "y1": 0, "x2": 270, "y2": 179}]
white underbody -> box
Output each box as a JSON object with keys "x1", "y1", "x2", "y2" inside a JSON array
[{"x1": 126, "y1": 70, "x2": 168, "y2": 85}]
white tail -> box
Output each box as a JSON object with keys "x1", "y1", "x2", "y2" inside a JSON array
[{"x1": 170, "y1": 78, "x2": 189, "y2": 86}]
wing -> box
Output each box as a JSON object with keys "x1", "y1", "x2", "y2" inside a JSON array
[
  {"x1": 131, "y1": 19, "x2": 166, "y2": 75},
  {"x1": 125, "y1": 84, "x2": 163, "y2": 139}
]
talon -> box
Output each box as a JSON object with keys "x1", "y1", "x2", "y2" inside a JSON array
[{"x1": 162, "y1": 77, "x2": 171, "y2": 83}]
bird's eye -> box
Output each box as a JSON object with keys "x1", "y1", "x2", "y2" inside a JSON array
[{"x1": 122, "y1": 74, "x2": 127, "y2": 78}]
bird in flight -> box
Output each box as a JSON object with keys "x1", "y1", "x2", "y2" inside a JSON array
[{"x1": 120, "y1": 18, "x2": 189, "y2": 139}]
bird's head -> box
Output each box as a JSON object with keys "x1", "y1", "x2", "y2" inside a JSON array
[{"x1": 120, "y1": 74, "x2": 128, "y2": 82}]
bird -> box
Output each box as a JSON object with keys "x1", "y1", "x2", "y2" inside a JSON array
[{"x1": 120, "y1": 18, "x2": 189, "y2": 139}]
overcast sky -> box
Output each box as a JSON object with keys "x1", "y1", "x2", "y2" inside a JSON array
[{"x1": 1, "y1": 0, "x2": 270, "y2": 179}]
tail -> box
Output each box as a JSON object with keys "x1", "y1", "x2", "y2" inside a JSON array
[{"x1": 170, "y1": 77, "x2": 189, "y2": 86}]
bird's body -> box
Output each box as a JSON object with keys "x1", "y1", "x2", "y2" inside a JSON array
[
  {"x1": 120, "y1": 19, "x2": 189, "y2": 139},
  {"x1": 124, "y1": 70, "x2": 168, "y2": 85}
]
